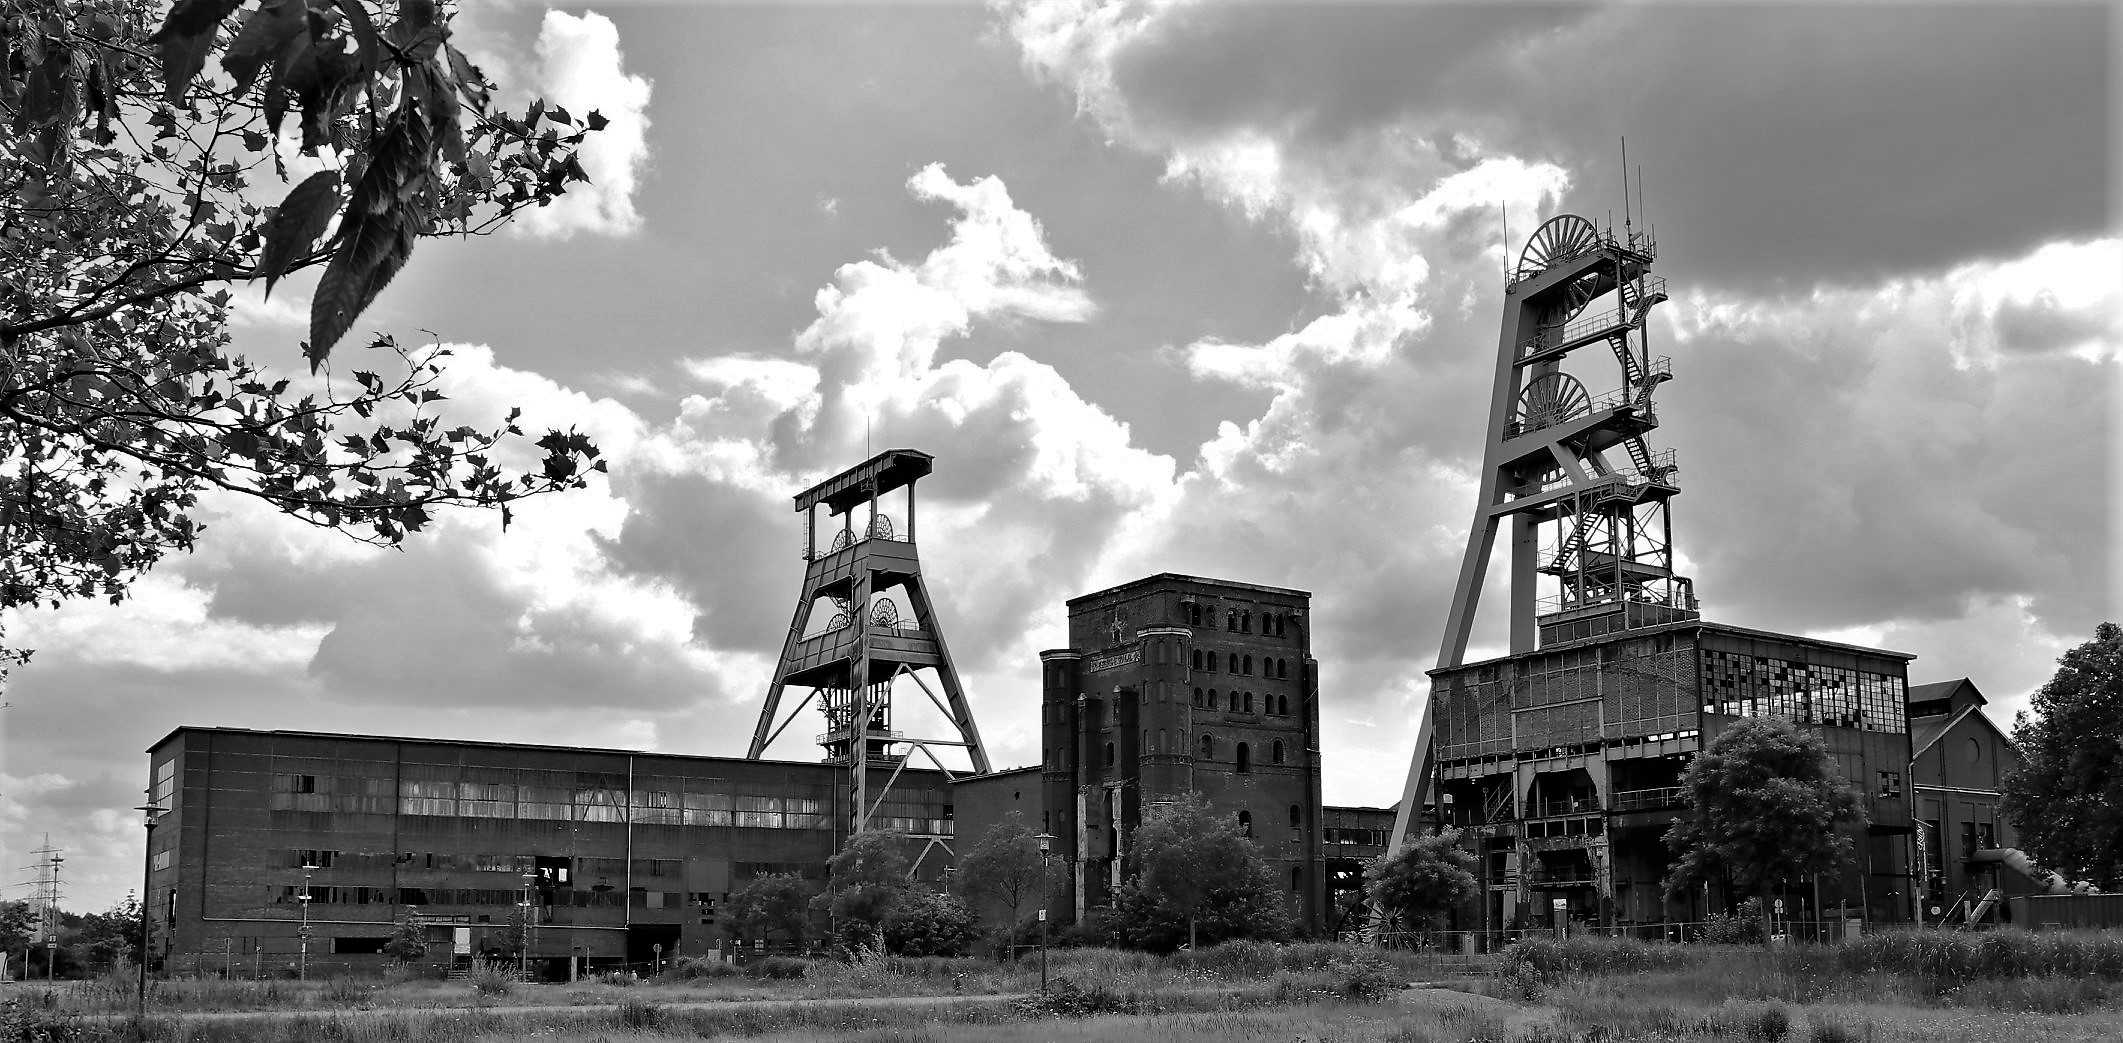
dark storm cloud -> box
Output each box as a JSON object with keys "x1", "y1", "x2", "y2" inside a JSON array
[
  {"x1": 1108, "y1": 3, "x2": 2109, "y2": 290},
  {"x1": 1672, "y1": 310, "x2": 2111, "y2": 639}
]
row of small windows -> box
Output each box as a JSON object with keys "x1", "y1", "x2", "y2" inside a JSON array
[
  {"x1": 1193, "y1": 688, "x2": 1292, "y2": 716},
  {"x1": 1179, "y1": 604, "x2": 1295, "y2": 638},
  {"x1": 1096, "y1": 735, "x2": 1290, "y2": 769},
  {"x1": 1190, "y1": 650, "x2": 1292, "y2": 678}
]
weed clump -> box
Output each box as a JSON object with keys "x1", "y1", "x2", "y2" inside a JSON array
[
  {"x1": 465, "y1": 960, "x2": 514, "y2": 996},
  {"x1": 1013, "y1": 976, "x2": 1136, "y2": 1017},
  {"x1": 617, "y1": 995, "x2": 664, "y2": 1029}
]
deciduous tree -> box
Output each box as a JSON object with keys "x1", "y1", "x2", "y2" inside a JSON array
[
  {"x1": 1364, "y1": 827, "x2": 1478, "y2": 933},
  {"x1": 1663, "y1": 716, "x2": 1867, "y2": 943},
  {"x1": 2002, "y1": 621, "x2": 2123, "y2": 889},
  {"x1": 1, "y1": 0, "x2": 606, "y2": 662},
  {"x1": 815, "y1": 830, "x2": 914, "y2": 951},
  {"x1": 724, "y1": 872, "x2": 813, "y2": 950},
  {"x1": 1129, "y1": 793, "x2": 1289, "y2": 951},
  {"x1": 956, "y1": 811, "x2": 1048, "y2": 950},
  {"x1": 381, "y1": 913, "x2": 426, "y2": 962}
]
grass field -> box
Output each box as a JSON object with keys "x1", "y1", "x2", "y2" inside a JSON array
[{"x1": 5, "y1": 932, "x2": 2119, "y2": 1041}]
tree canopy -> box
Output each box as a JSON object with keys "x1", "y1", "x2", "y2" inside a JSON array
[
  {"x1": 724, "y1": 872, "x2": 813, "y2": 949},
  {"x1": 955, "y1": 811, "x2": 1049, "y2": 946},
  {"x1": 2002, "y1": 621, "x2": 2123, "y2": 889},
  {"x1": 1126, "y1": 793, "x2": 1291, "y2": 951},
  {"x1": 1663, "y1": 716, "x2": 1867, "y2": 940},
  {"x1": 2, "y1": 0, "x2": 604, "y2": 661},
  {"x1": 1364, "y1": 826, "x2": 1478, "y2": 933}
]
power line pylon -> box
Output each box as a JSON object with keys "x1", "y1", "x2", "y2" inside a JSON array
[
  {"x1": 1391, "y1": 214, "x2": 1696, "y2": 848},
  {"x1": 747, "y1": 449, "x2": 990, "y2": 838}
]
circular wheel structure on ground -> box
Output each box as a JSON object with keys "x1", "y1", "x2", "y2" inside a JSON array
[{"x1": 1516, "y1": 372, "x2": 1593, "y2": 433}]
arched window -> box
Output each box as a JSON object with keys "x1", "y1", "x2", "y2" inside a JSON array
[
  {"x1": 1276, "y1": 615, "x2": 1287, "y2": 637},
  {"x1": 1159, "y1": 728, "x2": 1167, "y2": 752},
  {"x1": 1191, "y1": 649, "x2": 1202, "y2": 669},
  {"x1": 1291, "y1": 866, "x2": 1301, "y2": 891},
  {"x1": 1226, "y1": 609, "x2": 1238, "y2": 631},
  {"x1": 1103, "y1": 742, "x2": 1114, "y2": 767},
  {"x1": 1237, "y1": 810, "x2": 1252, "y2": 836},
  {"x1": 1278, "y1": 658, "x2": 1288, "y2": 679},
  {"x1": 1142, "y1": 728, "x2": 1149, "y2": 751},
  {"x1": 1228, "y1": 652, "x2": 1239, "y2": 672},
  {"x1": 1192, "y1": 687, "x2": 1203, "y2": 707},
  {"x1": 1208, "y1": 688, "x2": 1219, "y2": 709},
  {"x1": 1235, "y1": 742, "x2": 1251, "y2": 773},
  {"x1": 1242, "y1": 610, "x2": 1251, "y2": 633},
  {"x1": 1243, "y1": 691, "x2": 1254, "y2": 713},
  {"x1": 1243, "y1": 654, "x2": 1253, "y2": 675},
  {"x1": 1288, "y1": 804, "x2": 1301, "y2": 829},
  {"x1": 1279, "y1": 694, "x2": 1290, "y2": 716},
  {"x1": 1200, "y1": 733, "x2": 1214, "y2": 759},
  {"x1": 1272, "y1": 739, "x2": 1285, "y2": 764}
]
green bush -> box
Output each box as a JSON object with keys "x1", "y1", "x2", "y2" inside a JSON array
[{"x1": 1327, "y1": 953, "x2": 1402, "y2": 1001}]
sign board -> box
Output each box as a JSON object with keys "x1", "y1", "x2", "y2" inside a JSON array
[
  {"x1": 1085, "y1": 649, "x2": 1142, "y2": 674},
  {"x1": 1037, "y1": 909, "x2": 1047, "y2": 922},
  {"x1": 452, "y1": 928, "x2": 471, "y2": 956},
  {"x1": 1774, "y1": 898, "x2": 1785, "y2": 913}
]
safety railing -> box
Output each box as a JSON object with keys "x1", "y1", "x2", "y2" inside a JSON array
[
  {"x1": 1611, "y1": 786, "x2": 1686, "y2": 812},
  {"x1": 1519, "y1": 278, "x2": 1666, "y2": 357}
]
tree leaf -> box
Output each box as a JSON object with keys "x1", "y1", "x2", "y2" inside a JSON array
[
  {"x1": 585, "y1": 110, "x2": 608, "y2": 132},
  {"x1": 258, "y1": 171, "x2": 342, "y2": 297},
  {"x1": 147, "y1": 0, "x2": 244, "y2": 104},
  {"x1": 223, "y1": 0, "x2": 309, "y2": 93}
]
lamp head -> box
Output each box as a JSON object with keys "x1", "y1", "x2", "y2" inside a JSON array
[{"x1": 1034, "y1": 832, "x2": 1054, "y2": 854}]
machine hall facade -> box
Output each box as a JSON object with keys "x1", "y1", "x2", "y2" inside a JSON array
[{"x1": 141, "y1": 728, "x2": 956, "y2": 978}]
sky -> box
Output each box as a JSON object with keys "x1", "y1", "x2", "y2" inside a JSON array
[{"x1": 3, "y1": 0, "x2": 2115, "y2": 913}]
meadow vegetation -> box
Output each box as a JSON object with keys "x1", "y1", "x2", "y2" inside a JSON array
[{"x1": 2, "y1": 931, "x2": 2118, "y2": 1042}]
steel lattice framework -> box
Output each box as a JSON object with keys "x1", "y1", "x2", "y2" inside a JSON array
[
  {"x1": 747, "y1": 449, "x2": 990, "y2": 838},
  {"x1": 1389, "y1": 214, "x2": 1697, "y2": 849}
]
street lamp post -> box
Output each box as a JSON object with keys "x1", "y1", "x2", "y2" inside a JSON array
[
  {"x1": 135, "y1": 798, "x2": 165, "y2": 1024},
  {"x1": 1034, "y1": 832, "x2": 1054, "y2": 993},
  {"x1": 519, "y1": 873, "x2": 536, "y2": 981},
  {"x1": 298, "y1": 863, "x2": 317, "y2": 982}
]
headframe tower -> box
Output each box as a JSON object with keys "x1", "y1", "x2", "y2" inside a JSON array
[
  {"x1": 748, "y1": 449, "x2": 991, "y2": 836},
  {"x1": 1390, "y1": 214, "x2": 1696, "y2": 848}
]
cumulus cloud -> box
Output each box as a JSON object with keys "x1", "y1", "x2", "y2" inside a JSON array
[
  {"x1": 514, "y1": 11, "x2": 654, "y2": 240},
  {"x1": 995, "y1": 0, "x2": 2116, "y2": 807},
  {"x1": 602, "y1": 164, "x2": 1172, "y2": 683}
]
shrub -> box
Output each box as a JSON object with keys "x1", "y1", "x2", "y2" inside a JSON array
[
  {"x1": 466, "y1": 960, "x2": 515, "y2": 996},
  {"x1": 1013, "y1": 976, "x2": 1135, "y2": 1018},
  {"x1": 1327, "y1": 953, "x2": 1401, "y2": 1001},
  {"x1": 1703, "y1": 899, "x2": 1768, "y2": 945}
]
